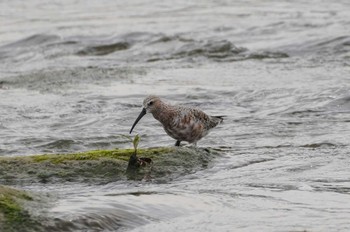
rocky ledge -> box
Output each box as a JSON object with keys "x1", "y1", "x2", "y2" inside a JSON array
[{"x1": 0, "y1": 146, "x2": 219, "y2": 231}]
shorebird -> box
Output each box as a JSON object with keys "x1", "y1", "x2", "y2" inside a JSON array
[{"x1": 129, "y1": 95, "x2": 224, "y2": 146}]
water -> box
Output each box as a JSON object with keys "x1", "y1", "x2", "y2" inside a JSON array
[{"x1": 1, "y1": 0, "x2": 350, "y2": 231}]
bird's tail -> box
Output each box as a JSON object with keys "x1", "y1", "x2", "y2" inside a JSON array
[{"x1": 213, "y1": 115, "x2": 225, "y2": 123}]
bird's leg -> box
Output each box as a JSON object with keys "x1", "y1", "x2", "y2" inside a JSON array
[{"x1": 175, "y1": 140, "x2": 181, "y2": 146}]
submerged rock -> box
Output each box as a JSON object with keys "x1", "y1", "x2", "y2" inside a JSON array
[
  {"x1": 0, "y1": 147, "x2": 219, "y2": 231},
  {"x1": 0, "y1": 147, "x2": 218, "y2": 184},
  {"x1": 0, "y1": 185, "x2": 42, "y2": 232}
]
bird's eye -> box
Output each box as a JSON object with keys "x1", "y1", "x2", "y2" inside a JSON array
[{"x1": 149, "y1": 101, "x2": 154, "y2": 106}]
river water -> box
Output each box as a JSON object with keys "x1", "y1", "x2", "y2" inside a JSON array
[{"x1": 1, "y1": 0, "x2": 350, "y2": 231}]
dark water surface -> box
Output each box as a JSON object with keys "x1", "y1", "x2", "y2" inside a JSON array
[{"x1": 1, "y1": 0, "x2": 350, "y2": 231}]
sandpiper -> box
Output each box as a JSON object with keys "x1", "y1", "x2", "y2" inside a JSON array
[{"x1": 129, "y1": 95, "x2": 224, "y2": 146}]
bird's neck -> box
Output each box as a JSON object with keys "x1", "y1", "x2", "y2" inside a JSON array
[{"x1": 152, "y1": 103, "x2": 176, "y2": 125}]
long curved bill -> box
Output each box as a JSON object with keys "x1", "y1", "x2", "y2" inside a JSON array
[{"x1": 129, "y1": 108, "x2": 147, "y2": 134}]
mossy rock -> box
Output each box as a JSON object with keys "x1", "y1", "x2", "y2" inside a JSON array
[
  {"x1": 0, "y1": 147, "x2": 218, "y2": 184},
  {"x1": 0, "y1": 185, "x2": 42, "y2": 232},
  {"x1": 0, "y1": 147, "x2": 220, "y2": 231}
]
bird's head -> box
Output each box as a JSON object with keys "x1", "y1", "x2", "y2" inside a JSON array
[
  {"x1": 142, "y1": 95, "x2": 161, "y2": 114},
  {"x1": 129, "y1": 95, "x2": 162, "y2": 134}
]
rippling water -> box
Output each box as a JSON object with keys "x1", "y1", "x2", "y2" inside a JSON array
[{"x1": 1, "y1": 0, "x2": 350, "y2": 231}]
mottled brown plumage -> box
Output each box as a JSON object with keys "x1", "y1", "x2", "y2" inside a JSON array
[{"x1": 130, "y1": 95, "x2": 223, "y2": 146}]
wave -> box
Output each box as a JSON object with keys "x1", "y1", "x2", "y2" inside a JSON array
[
  {"x1": 0, "y1": 34, "x2": 61, "y2": 61},
  {"x1": 145, "y1": 36, "x2": 288, "y2": 62},
  {"x1": 1, "y1": 34, "x2": 60, "y2": 48},
  {"x1": 0, "y1": 67, "x2": 144, "y2": 93},
  {"x1": 323, "y1": 95, "x2": 350, "y2": 113},
  {"x1": 282, "y1": 35, "x2": 350, "y2": 56},
  {"x1": 76, "y1": 42, "x2": 129, "y2": 56},
  {"x1": 0, "y1": 32, "x2": 289, "y2": 64},
  {"x1": 299, "y1": 142, "x2": 338, "y2": 148}
]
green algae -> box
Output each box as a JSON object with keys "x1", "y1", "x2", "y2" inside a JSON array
[
  {"x1": 29, "y1": 147, "x2": 172, "y2": 164},
  {"x1": 0, "y1": 147, "x2": 216, "y2": 184},
  {"x1": 0, "y1": 185, "x2": 40, "y2": 232},
  {"x1": 0, "y1": 146, "x2": 220, "y2": 231}
]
